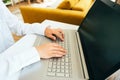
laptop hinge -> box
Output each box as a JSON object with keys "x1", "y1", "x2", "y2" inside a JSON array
[{"x1": 76, "y1": 32, "x2": 89, "y2": 79}]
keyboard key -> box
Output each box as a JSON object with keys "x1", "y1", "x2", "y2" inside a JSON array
[
  {"x1": 47, "y1": 72, "x2": 55, "y2": 76},
  {"x1": 56, "y1": 73, "x2": 64, "y2": 77},
  {"x1": 61, "y1": 70, "x2": 64, "y2": 73},
  {"x1": 65, "y1": 70, "x2": 69, "y2": 73},
  {"x1": 65, "y1": 74, "x2": 70, "y2": 77},
  {"x1": 48, "y1": 62, "x2": 52, "y2": 68},
  {"x1": 56, "y1": 69, "x2": 60, "y2": 72},
  {"x1": 52, "y1": 69, "x2": 56, "y2": 72},
  {"x1": 48, "y1": 68, "x2": 52, "y2": 72}
]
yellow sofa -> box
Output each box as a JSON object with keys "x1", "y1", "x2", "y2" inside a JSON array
[{"x1": 20, "y1": 0, "x2": 94, "y2": 25}]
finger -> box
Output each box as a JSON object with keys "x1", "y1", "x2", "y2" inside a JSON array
[
  {"x1": 52, "y1": 51, "x2": 66, "y2": 57},
  {"x1": 52, "y1": 43, "x2": 66, "y2": 50},
  {"x1": 48, "y1": 34, "x2": 56, "y2": 41},
  {"x1": 54, "y1": 54, "x2": 64, "y2": 57},
  {"x1": 59, "y1": 32, "x2": 64, "y2": 41},
  {"x1": 51, "y1": 46, "x2": 67, "y2": 55},
  {"x1": 53, "y1": 32, "x2": 64, "y2": 41},
  {"x1": 58, "y1": 30, "x2": 64, "y2": 41},
  {"x1": 49, "y1": 43, "x2": 67, "y2": 54},
  {"x1": 51, "y1": 45, "x2": 66, "y2": 52},
  {"x1": 52, "y1": 29, "x2": 64, "y2": 41},
  {"x1": 57, "y1": 29, "x2": 64, "y2": 39},
  {"x1": 50, "y1": 44, "x2": 66, "y2": 51}
]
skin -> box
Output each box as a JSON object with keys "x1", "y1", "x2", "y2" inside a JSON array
[
  {"x1": 36, "y1": 0, "x2": 43, "y2": 3},
  {"x1": 36, "y1": 27, "x2": 66, "y2": 59}
]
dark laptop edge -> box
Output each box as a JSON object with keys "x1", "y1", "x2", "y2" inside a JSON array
[{"x1": 77, "y1": 0, "x2": 120, "y2": 80}]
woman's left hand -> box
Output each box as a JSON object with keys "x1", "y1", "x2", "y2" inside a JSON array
[{"x1": 45, "y1": 27, "x2": 64, "y2": 41}]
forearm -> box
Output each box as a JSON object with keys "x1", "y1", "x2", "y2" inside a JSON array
[
  {"x1": 1, "y1": 1, "x2": 47, "y2": 36},
  {"x1": 0, "y1": 47, "x2": 40, "y2": 79}
]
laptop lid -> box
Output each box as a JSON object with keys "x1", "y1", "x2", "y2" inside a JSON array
[{"x1": 78, "y1": 0, "x2": 120, "y2": 80}]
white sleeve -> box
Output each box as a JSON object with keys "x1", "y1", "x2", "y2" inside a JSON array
[
  {"x1": 0, "y1": 47, "x2": 40, "y2": 80},
  {"x1": 0, "y1": 1, "x2": 47, "y2": 36}
]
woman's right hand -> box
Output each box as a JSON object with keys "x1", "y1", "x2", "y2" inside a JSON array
[{"x1": 35, "y1": 43, "x2": 66, "y2": 59}]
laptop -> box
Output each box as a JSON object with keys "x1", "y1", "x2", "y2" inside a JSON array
[{"x1": 19, "y1": 0, "x2": 120, "y2": 80}]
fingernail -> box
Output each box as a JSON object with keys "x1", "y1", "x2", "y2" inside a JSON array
[{"x1": 54, "y1": 37, "x2": 56, "y2": 40}]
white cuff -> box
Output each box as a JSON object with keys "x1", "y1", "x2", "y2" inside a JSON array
[
  {"x1": 31, "y1": 23, "x2": 48, "y2": 36},
  {"x1": 5, "y1": 47, "x2": 40, "y2": 75}
]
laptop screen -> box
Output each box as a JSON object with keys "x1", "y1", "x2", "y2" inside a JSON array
[{"x1": 78, "y1": 0, "x2": 120, "y2": 79}]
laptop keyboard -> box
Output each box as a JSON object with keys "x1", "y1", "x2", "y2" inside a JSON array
[
  {"x1": 34, "y1": 30, "x2": 73, "y2": 78},
  {"x1": 47, "y1": 37, "x2": 72, "y2": 78}
]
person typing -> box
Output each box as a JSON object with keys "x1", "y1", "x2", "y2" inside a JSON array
[{"x1": 0, "y1": 1, "x2": 66, "y2": 80}]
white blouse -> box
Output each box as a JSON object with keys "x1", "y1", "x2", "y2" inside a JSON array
[{"x1": 0, "y1": 1, "x2": 47, "y2": 80}]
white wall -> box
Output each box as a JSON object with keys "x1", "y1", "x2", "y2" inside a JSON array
[{"x1": 13, "y1": 0, "x2": 23, "y2": 4}]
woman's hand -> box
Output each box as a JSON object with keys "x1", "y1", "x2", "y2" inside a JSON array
[
  {"x1": 35, "y1": 43, "x2": 66, "y2": 59},
  {"x1": 45, "y1": 27, "x2": 64, "y2": 41}
]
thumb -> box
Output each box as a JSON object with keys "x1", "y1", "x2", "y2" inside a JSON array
[{"x1": 48, "y1": 35, "x2": 56, "y2": 40}]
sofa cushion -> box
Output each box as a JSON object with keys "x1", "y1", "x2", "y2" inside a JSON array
[
  {"x1": 72, "y1": 0, "x2": 93, "y2": 11},
  {"x1": 57, "y1": 0, "x2": 71, "y2": 9},
  {"x1": 57, "y1": 0, "x2": 79, "y2": 10},
  {"x1": 68, "y1": 0, "x2": 79, "y2": 8}
]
